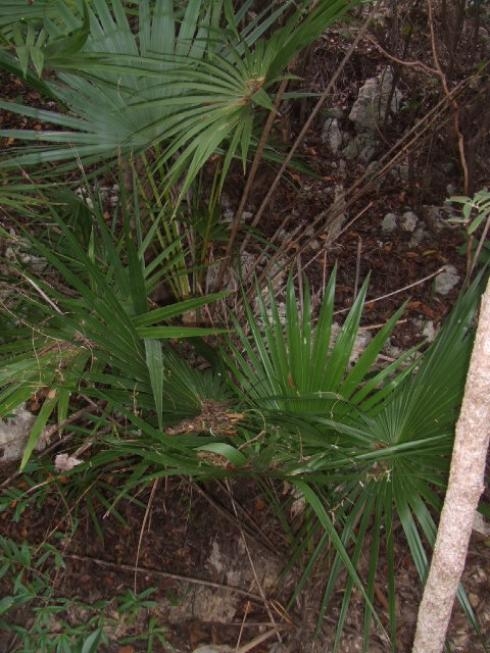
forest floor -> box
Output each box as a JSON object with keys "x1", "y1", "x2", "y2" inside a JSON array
[{"x1": 1, "y1": 4, "x2": 490, "y2": 653}]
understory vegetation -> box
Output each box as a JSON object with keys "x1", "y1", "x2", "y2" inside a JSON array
[{"x1": 0, "y1": 1, "x2": 489, "y2": 652}]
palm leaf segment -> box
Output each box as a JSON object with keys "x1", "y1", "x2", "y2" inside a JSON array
[{"x1": 0, "y1": 0, "x2": 356, "y2": 191}]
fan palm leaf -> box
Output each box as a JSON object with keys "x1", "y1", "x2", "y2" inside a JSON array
[
  {"x1": 0, "y1": 0, "x2": 359, "y2": 194},
  {"x1": 295, "y1": 278, "x2": 484, "y2": 650},
  {"x1": 227, "y1": 269, "x2": 415, "y2": 415},
  {"x1": 0, "y1": 185, "x2": 227, "y2": 469},
  {"x1": 225, "y1": 268, "x2": 485, "y2": 649}
]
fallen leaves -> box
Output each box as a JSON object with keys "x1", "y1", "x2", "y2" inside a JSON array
[{"x1": 165, "y1": 400, "x2": 245, "y2": 438}]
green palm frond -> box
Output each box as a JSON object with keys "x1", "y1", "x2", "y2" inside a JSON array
[
  {"x1": 0, "y1": 0, "x2": 60, "y2": 37},
  {"x1": 0, "y1": 0, "x2": 359, "y2": 194},
  {"x1": 227, "y1": 269, "x2": 413, "y2": 416},
  {"x1": 224, "y1": 267, "x2": 485, "y2": 649},
  {"x1": 0, "y1": 185, "x2": 227, "y2": 468},
  {"x1": 287, "y1": 276, "x2": 485, "y2": 650},
  {"x1": 160, "y1": 346, "x2": 230, "y2": 420},
  {"x1": 0, "y1": 0, "x2": 89, "y2": 77}
]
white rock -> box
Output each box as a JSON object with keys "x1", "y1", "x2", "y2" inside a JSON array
[
  {"x1": 321, "y1": 117, "x2": 343, "y2": 154},
  {"x1": 54, "y1": 453, "x2": 83, "y2": 472},
  {"x1": 349, "y1": 67, "x2": 402, "y2": 131},
  {"x1": 422, "y1": 320, "x2": 436, "y2": 342},
  {"x1": 381, "y1": 213, "x2": 398, "y2": 233},
  {"x1": 0, "y1": 406, "x2": 37, "y2": 463},
  {"x1": 434, "y1": 265, "x2": 460, "y2": 295},
  {"x1": 400, "y1": 211, "x2": 418, "y2": 232},
  {"x1": 349, "y1": 77, "x2": 380, "y2": 130}
]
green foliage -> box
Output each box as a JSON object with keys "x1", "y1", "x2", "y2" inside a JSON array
[
  {"x1": 449, "y1": 190, "x2": 490, "y2": 270},
  {"x1": 0, "y1": 0, "x2": 360, "y2": 304},
  {"x1": 0, "y1": 3, "x2": 486, "y2": 651},
  {"x1": 2, "y1": 203, "x2": 484, "y2": 648},
  {"x1": 0, "y1": 536, "x2": 167, "y2": 652},
  {"x1": 450, "y1": 190, "x2": 490, "y2": 234},
  {"x1": 0, "y1": 1, "x2": 88, "y2": 87},
  {"x1": 227, "y1": 269, "x2": 415, "y2": 414},
  {"x1": 0, "y1": 185, "x2": 227, "y2": 469},
  {"x1": 223, "y1": 271, "x2": 484, "y2": 650},
  {"x1": 0, "y1": 0, "x2": 357, "y2": 196}
]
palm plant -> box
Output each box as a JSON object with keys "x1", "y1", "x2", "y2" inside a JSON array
[
  {"x1": 227, "y1": 270, "x2": 416, "y2": 415},
  {"x1": 1, "y1": 190, "x2": 485, "y2": 648},
  {"x1": 222, "y1": 270, "x2": 485, "y2": 650},
  {"x1": 0, "y1": 184, "x2": 227, "y2": 470},
  {"x1": 66, "y1": 266, "x2": 483, "y2": 648},
  {"x1": 2, "y1": 3, "x2": 484, "y2": 649}
]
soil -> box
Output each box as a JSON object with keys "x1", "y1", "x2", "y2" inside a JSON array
[{"x1": 1, "y1": 3, "x2": 490, "y2": 653}]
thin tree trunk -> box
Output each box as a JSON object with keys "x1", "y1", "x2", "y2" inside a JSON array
[{"x1": 412, "y1": 277, "x2": 490, "y2": 653}]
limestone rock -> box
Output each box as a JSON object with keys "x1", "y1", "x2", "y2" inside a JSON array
[
  {"x1": 321, "y1": 117, "x2": 343, "y2": 154},
  {"x1": 349, "y1": 67, "x2": 402, "y2": 131},
  {"x1": 434, "y1": 265, "x2": 460, "y2": 295},
  {"x1": 0, "y1": 406, "x2": 37, "y2": 464},
  {"x1": 400, "y1": 211, "x2": 418, "y2": 232},
  {"x1": 382, "y1": 212, "x2": 398, "y2": 233}
]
